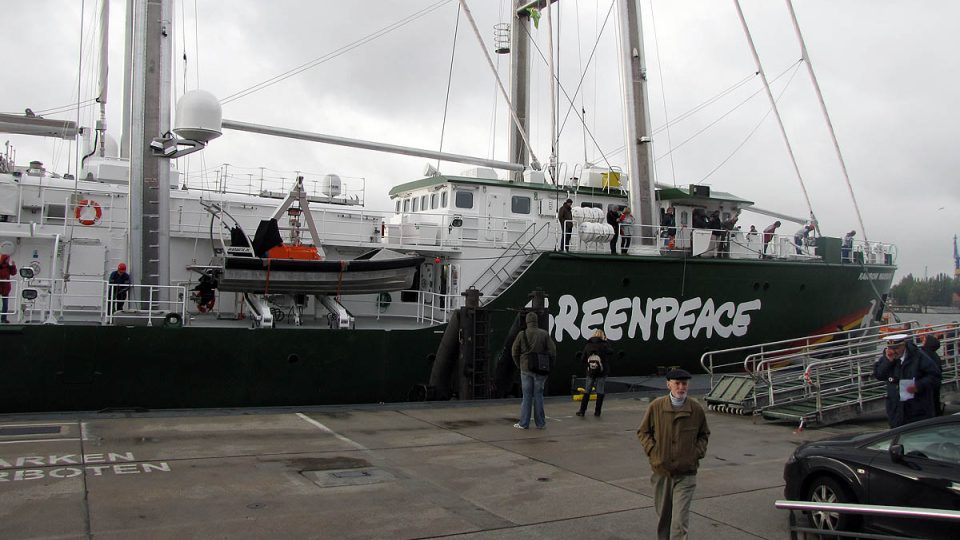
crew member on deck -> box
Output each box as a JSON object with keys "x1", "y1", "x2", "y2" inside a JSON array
[
  {"x1": 842, "y1": 230, "x2": 856, "y2": 262},
  {"x1": 558, "y1": 199, "x2": 573, "y2": 252},
  {"x1": 108, "y1": 263, "x2": 131, "y2": 313},
  {"x1": 0, "y1": 254, "x2": 17, "y2": 323},
  {"x1": 762, "y1": 221, "x2": 781, "y2": 255},
  {"x1": 193, "y1": 274, "x2": 218, "y2": 313}
]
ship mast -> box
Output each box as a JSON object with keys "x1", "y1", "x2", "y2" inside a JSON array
[
  {"x1": 127, "y1": 0, "x2": 173, "y2": 293},
  {"x1": 509, "y1": 1, "x2": 657, "y2": 249},
  {"x1": 615, "y1": 0, "x2": 657, "y2": 253}
]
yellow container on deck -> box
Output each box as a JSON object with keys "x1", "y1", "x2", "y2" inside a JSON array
[{"x1": 601, "y1": 171, "x2": 621, "y2": 188}]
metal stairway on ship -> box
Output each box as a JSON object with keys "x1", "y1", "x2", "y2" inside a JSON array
[
  {"x1": 703, "y1": 322, "x2": 960, "y2": 427},
  {"x1": 470, "y1": 222, "x2": 550, "y2": 302}
]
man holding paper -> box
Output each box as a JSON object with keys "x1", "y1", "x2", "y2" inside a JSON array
[{"x1": 873, "y1": 334, "x2": 941, "y2": 428}]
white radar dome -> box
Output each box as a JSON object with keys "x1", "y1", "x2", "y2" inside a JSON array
[
  {"x1": 174, "y1": 90, "x2": 222, "y2": 143},
  {"x1": 320, "y1": 174, "x2": 342, "y2": 197}
]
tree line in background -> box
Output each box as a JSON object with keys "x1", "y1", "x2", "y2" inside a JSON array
[{"x1": 889, "y1": 273, "x2": 960, "y2": 306}]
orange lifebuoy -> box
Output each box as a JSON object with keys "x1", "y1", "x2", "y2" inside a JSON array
[{"x1": 75, "y1": 199, "x2": 102, "y2": 226}]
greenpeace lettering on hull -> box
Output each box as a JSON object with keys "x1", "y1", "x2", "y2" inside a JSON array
[{"x1": 547, "y1": 294, "x2": 762, "y2": 343}]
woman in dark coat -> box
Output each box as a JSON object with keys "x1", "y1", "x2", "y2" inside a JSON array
[{"x1": 577, "y1": 329, "x2": 614, "y2": 417}]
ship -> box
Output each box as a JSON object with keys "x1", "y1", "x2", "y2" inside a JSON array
[{"x1": 0, "y1": 1, "x2": 896, "y2": 412}]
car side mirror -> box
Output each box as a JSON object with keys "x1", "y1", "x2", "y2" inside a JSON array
[{"x1": 890, "y1": 444, "x2": 905, "y2": 462}]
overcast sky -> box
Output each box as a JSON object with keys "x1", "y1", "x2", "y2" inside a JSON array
[{"x1": 2, "y1": 0, "x2": 958, "y2": 280}]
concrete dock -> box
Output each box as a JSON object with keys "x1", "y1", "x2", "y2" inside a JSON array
[{"x1": 0, "y1": 392, "x2": 893, "y2": 539}]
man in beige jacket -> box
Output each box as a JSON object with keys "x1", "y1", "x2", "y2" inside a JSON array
[{"x1": 637, "y1": 369, "x2": 710, "y2": 540}]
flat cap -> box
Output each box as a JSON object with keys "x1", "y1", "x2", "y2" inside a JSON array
[
  {"x1": 882, "y1": 334, "x2": 909, "y2": 345},
  {"x1": 665, "y1": 368, "x2": 692, "y2": 380}
]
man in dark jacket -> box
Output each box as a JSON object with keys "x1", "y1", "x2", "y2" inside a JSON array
[
  {"x1": 511, "y1": 311, "x2": 556, "y2": 429},
  {"x1": 606, "y1": 204, "x2": 621, "y2": 255},
  {"x1": 638, "y1": 369, "x2": 710, "y2": 540},
  {"x1": 108, "y1": 262, "x2": 132, "y2": 313},
  {"x1": 921, "y1": 333, "x2": 944, "y2": 415},
  {"x1": 557, "y1": 199, "x2": 573, "y2": 252},
  {"x1": 874, "y1": 334, "x2": 941, "y2": 428},
  {"x1": 576, "y1": 329, "x2": 614, "y2": 417}
]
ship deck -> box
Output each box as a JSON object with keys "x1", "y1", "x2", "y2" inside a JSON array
[{"x1": 0, "y1": 386, "x2": 913, "y2": 539}]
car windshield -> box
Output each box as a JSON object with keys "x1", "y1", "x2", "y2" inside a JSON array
[{"x1": 865, "y1": 424, "x2": 960, "y2": 463}]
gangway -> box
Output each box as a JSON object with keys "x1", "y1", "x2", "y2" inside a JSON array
[{"x1": 703, "y1": 322, "x2": 960, "y2": 427}]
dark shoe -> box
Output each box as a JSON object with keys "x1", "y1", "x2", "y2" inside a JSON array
[
  {"x1": 577, "y1": 394, "x2": 589, "y2": 416},
  {"x1": 594, "y1": 394, "x2": 605, "y2": 416}
]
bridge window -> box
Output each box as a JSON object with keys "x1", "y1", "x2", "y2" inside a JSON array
[
  {"x1": 395, "y1": 200, "x2": 401, "y2": 213},
  {"x1": 430, "y1": 193, "x2": 437, "y2": 209},
  {"x1": 441, "y1": 191, "x2": 448, "y2": 208},
  {"x1": 420, "y1": 195, "x2": 428, "y2": 212},
  {"x1": 511, "y1": 195, "x2": 531, "y2": 214},
  {"x1": 412, "y1": 197, "x2": 419, "y2": 212},
  {"x1": 455, "y1": 190, "x2": 473, "y2": 209},
  {"x1": 403, "y1": 199, "x2": 410, "y2": 212}
]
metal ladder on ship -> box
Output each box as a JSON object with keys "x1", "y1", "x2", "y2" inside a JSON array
[{"x1": 470, "y1": 222, "x2": 550, "y2": 302}]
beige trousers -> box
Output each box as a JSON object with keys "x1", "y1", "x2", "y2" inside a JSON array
[{"x1": 651, "y1": 472, "x2": 697, "y2": 540}]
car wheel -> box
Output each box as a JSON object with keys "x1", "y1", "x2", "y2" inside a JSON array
[{"x1": 805, "y1": 476, "x2": 859, "y2": 532}]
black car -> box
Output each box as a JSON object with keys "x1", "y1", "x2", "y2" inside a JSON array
[{"x1": 783, "y1": 415, "x2": 960, "y2": 539}]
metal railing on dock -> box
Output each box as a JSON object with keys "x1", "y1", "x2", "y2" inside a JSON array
[
  {"x1": 776, "y1": 499, "x2": 960, "y2": 540},
  {"x1": 703, "y1": 323, "x2": 960, "y2": 427}
]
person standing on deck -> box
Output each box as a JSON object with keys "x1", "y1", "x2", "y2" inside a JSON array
[
  {"x1": 511, "y1": 311, "x2": 556, "y2": 430},
  {"x1": 108, "y1": 262, "x2": 132, "y2": 313},
  {"x1": 0, "y1": 254, "x2": 17, "y2": 323},
  {"x1": 842, "y1": 230, "x2": 856, "y2": 262},
  {"x1": 557, "y1": 199, "x2": 573, "y2": 252},
  {"x1": 618, "y1": 208, "x2": 635, "y2": 254},
  {"x1": 606, "y1": 204, "x2": 621, "y2": 255},
  {"x1": 638, "y1": 369, "x2": 710, "y2": 540},
  {"x1": 762, "y1": 221, "x2": 781, "y2": 255},
  {"x1": 874, "y1": 334, "x2": 940, "y2": 428},
  {"x1": 793, "y1": 223, "x2": 815, "y2": 255}
]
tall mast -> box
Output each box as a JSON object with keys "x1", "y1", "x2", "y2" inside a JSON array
[
  {"x1": 96, "y1": 0, "x2": 109, "y2": 157},
  {"x1": 617, "y1": 0, "x2": 657, "y2": 252},
  {"x1": 128, "y1": 0, "x2": 173, "y2": 292}
]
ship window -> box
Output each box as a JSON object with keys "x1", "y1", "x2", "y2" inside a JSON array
[
  {"x1": 580, "y1": 202, "x2": 602, "y2": 209},
  {"x1": 455, "y1": 190, "x2": 473, "y2": 209},
  {"x1": 412, "y1": 197, "x2": 419, "y2": 212},
  {"x1": 511, "y1": 195, "x2": 531, "y2": 214},
  {"x1": 403, "y1": 199, "x2": 410, "y2": 212},
  {"x1": 680, "y1": 211, "x2": 689, "y2": 226},
  {"x1": 420, "y1": 195, "x2": 428, "y2": 212},
  {"x1": 430, "y1": 193, "x2": 437, "y2": 209},
  {"x1": 441, "y1": 191, "x2": 448, "y2": 208},
  {"x1": 395, "y1": 200, "x2": 401, "y2": 213}
]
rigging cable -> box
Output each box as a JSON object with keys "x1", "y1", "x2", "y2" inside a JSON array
[
  {"x1": 458, "y1": 0, "x2": 541, "y2": 170},
  {"x1": 733, "y1": 0, "x2": 817, "y2": 226},
  {"x1": 521, "y1": 1, "x2": 617, "y2": 172},
  {"x1": 694, "y1": 61, "x2": 804, "y2": 185},
  {"x1": 648, "y1": 0, "x2": 677, "y2": 187},
  {"x1": 574, "y1": 0, "x2": 587, "y2": 164},
  {"x1": 437, "y1": 2, "x2": 462, "y2": 171},
  {"x1": 785, "y1": 0, "x2": 867, "y2": 241},
  {"x1": 656, "y1": 61, "x2": 801, "y2": 163},
  {"x1": 71, "y1": 0, "x2": 87, "y2": 181},
  {"x1": 219, "y1": 0, "x2": 454, "y2": 105}
]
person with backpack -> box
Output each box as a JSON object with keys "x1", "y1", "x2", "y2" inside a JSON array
[
  {"x1": 577, "y1": 329, "x2": 614, "y2": 417},
  {"x1": 511, "y1": 311, "x2": 556, "y2": 429}
]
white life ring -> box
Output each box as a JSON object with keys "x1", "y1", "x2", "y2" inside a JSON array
[{"x1": 75, "y1": 199, "x2": 102, "y2": 226}]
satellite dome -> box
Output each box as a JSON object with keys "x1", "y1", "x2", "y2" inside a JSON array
[{"x1": 174, "y1": 90, "x2": 222, "y2": 143}]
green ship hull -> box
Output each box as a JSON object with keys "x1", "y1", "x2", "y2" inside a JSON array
[{"x1": 0, "y1": 253, "x2": 893, "y2": 412}]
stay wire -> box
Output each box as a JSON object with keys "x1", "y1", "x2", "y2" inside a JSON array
[
  {"x1": 437, "y1": 3, "x2": 462, "y2": 170},
  {"x1": 648, "y1": 0, "x2": 677, "y2": 187},
  {"x1": 219, "y1": 0, "x2": 453, "y2": 105},
  {"x1": 693, "y1": 61, "x2": 803, "y2": 185}
]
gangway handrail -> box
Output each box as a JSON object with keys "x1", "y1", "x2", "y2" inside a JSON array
[{"x1": 701, "y1": 322, "x2": 917, "y2": 383}]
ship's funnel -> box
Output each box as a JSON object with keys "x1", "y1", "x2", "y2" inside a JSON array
[{"x1": 174, "y1": 90, "x2": 222, "y2": 143}]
